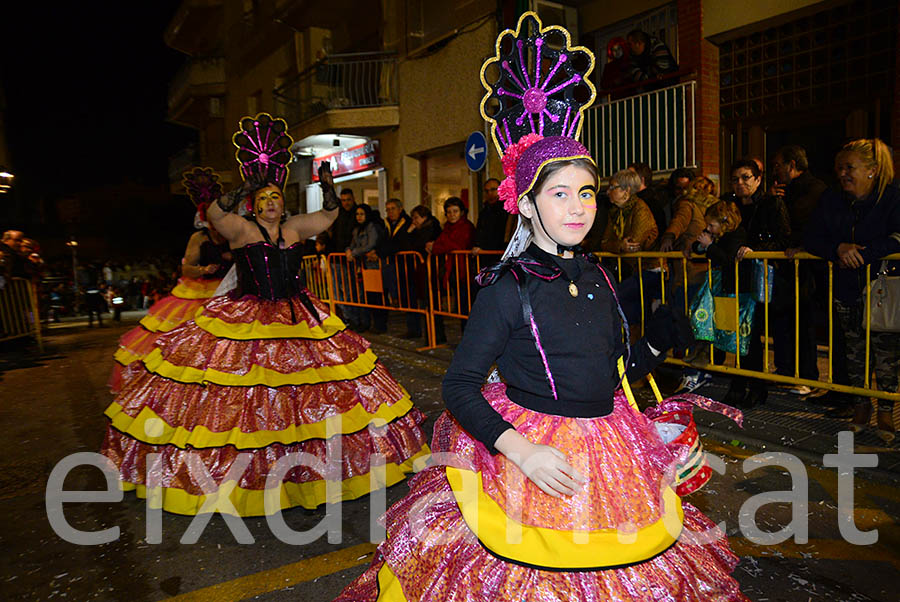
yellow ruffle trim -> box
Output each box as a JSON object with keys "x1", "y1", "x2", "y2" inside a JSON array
[
  {"x1": 117, "y1": 445, "x2": 431, "y2": 516},
  {"x1": 446, "y1": 466, "x2": 684, "y2": 570},
  {"x1": 142, "y1": 347, "x2": 379, "y2": 387},
  {"x1": 376, "y1": 563, "x2": 408, "y2": 602},
  {"x1": 193, "y1": 310, "x2": 346, "y2": 340},
  {"x1": 114, "y1": 346, "x2": 144, "y2": 366},
  {"x1": 104, "y1": 394, "x2": 416, "y2": 448},
  {"x1": 171, "y1": 278, "x2": 221, "y2": 300},
  {"x1": 139, "y1": 303, "x2": 204, "y2": 333}
]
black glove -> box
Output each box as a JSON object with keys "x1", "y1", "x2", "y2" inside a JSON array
[
  {"x1": 318, "y1": 162, "x2": 340, "y2": 211},
  {"x1": 645, "y1": 304, "x2": 695, "y2": 354},
  {"x1": 217, "y1": 175, "x2": 264, "y2": 212}
]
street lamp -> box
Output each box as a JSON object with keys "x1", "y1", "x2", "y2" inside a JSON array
[
  {"x1": 65, "y1": 239, "x2": 79, "y2": 312},
  {"x1": 0, "y1": 168, "x2": 14, "y2": 193}
]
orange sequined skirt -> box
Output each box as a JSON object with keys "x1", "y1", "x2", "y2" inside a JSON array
[
  {"x1": 108, "y1": 277, "x2": 222, "y2": 393},
  {"x1": 335, "y1": 384, "x2": 747, "y2": 601},
  {"x1": 101, "y1": 290, "x2": 429, "y2": 516}
]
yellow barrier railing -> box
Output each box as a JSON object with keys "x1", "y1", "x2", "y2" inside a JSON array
[
  {"x1": 0, "y1": 277, "x2": 43, "y2": 350},
  {"x1": 307, "y1": 247, "x2": 899, "y2": 404}
]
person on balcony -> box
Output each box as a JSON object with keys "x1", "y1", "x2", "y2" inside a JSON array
[
  {"x1": 626, "y1": 29, "x2": 678, "y2": 90},
  {"x1": 426, "y1": 196, "x2": 476, "y2": 344},
  {"x1": 599, "y1": 37, "x2": 630, "y2": 92},
  {"x1": 769, "y1": 145, "x2": 827, "y2": 395},
  {"x1": 803, "y1": 138, "x2": 900, "y2": 441}
]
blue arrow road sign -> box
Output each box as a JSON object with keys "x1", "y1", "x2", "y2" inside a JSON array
[{"x1": 465, "y1": 131, "x2": 487, "y2": 171}]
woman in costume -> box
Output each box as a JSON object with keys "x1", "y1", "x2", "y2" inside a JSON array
[
  {"x1": 336, "y1": 14, "x2": 746, "y2": 601},
  {"x1": 108, "y1": 167, "x2": 232, "y2": 393},
  {"x1": 101, "y1": 113, "x2": 429, "y2": 516}
]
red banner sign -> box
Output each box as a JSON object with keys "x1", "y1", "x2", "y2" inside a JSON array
[{"x1": 311, "y1": 141, "x2": 379, "y2": 181}]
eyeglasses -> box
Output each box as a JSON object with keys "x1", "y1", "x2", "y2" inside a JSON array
[
  {"x1": 730, "y1": 174, "x2": 756, "y2": 183},
  {"x1": 608, "y1": 184, "x2": 622, "y2": 191},
  {"x1": 484, "y1": 187, "x2": 499, "y2": 193}
]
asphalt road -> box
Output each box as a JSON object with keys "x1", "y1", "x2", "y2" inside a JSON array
[{"x1": 1, "y1": 317, "x2": 899, "y2": 601}]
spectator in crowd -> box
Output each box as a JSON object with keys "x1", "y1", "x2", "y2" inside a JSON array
[
  {"x1": 663, "y1": 167, "x2": 696, "y2": 224},
  {"x1": 330, "y1": 187, "x2": 358, "y2": 320},
  {"x1": 600, "y1": 37, "x2": 630, "y2": 91},
  {"x1": 626, "y1": 29, "x2": 678, "y2": 88},
  {"x1": 344, "y1": 203, "x2": 383, "y2": 333},
  {"x1": 102, "y1": 261, "x2": 114, "y2": 286},
  {"x1": 473, "y1": 178, "x2": 508, "y2": 253},
  {"x1": 724, "y1": 159, "x2": 791, "y2": 407},
  {"x1": 601, "y1": 169, "x2": 658, "y2": 270},
  {"x1": 804, "y1": 138, "x2": 900, "y2": 440},
  {"x1": 380, "y1": 198, "x2": 413, "y2": 309},
  {"x1": 628, "y1": 161, "x2": 667, "y2": 232},
  {"x1": 770, "y1": 145, "x2": 827, "y2": 392},
  {"x1": 84, "y1": 282, "x2": 108, "y2": 327},
  {"x1": 405, "y1": 204, "x2": 442, "y2": 339},
  {"x1": 1, "y1": 229, "x2": 27, "y2": 278},
  {"x1": 427, "y1": 197, "x2": 476, "y2": 344}
]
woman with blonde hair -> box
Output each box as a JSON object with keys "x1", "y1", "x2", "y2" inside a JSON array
[
  {"x1": 601, "y1": 169, "x2": 658, "y2": 257},
  {"x1": 804, "y1": 138, "x2": 900, "y2": 440}
]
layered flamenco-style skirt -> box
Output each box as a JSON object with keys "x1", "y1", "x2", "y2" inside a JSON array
[
  {"x1": 100, "y1": 290, "x2": 430, "y2": 516},
  {"x1": 335, "y1": 383, "x2": 747, "y2": 601},
  {"x1": 108, "y1": 277, "x2": 222, "y2": 393}
]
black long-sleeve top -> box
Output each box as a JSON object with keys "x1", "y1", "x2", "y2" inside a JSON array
[
  {"x1": 737, "y1": 190, "x2": 791, "y2": 251},
  {"x1": 442, "y1": 244, "x2": 665, "y2": 453}
]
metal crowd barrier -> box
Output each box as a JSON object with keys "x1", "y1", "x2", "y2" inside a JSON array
[
  {"x1": 595, "y1": 250, "x2": 900, "y2": 404},
  {"x1": 305, "y1": 247, "x2": 898, "y2": 405},
  {"x1": 0, "y1": 277, "x2": 43, "y2": 350}
]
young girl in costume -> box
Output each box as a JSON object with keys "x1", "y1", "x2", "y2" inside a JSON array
[
  {"x1": 108, "y1": 167, "x2": 232, "y2": 393},
  {"x1": 336, "y1": 14, "x2": 746, "y2": 601},
  {"x1": 101, "y1": 114, "x2": 429, "y2": 516}
]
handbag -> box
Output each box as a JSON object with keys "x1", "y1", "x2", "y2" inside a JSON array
[
  {"x1": 690, "y1": 269, "x2": 758, "y2": 355},
  {"x1": 750, "y1": 259, "x2": 775, "y2": 303},
  {"x1": 866, "y1": 260, "x2": 900, "y2": 333}
]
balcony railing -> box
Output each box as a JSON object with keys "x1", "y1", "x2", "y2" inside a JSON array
[
  {"x1": 274, "y1": 51, "x2": 398, "y2": 125},
  {"x1": 583, "y1": 79, "x2": 696, "y2": 178}
]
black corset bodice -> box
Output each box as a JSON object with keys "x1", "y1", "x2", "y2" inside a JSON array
[
  {"x1": 198, "y1": 236, "x2": 233, "y2": 280},
  {"x1": 232, "y1": 242, "x2": 306, "y2": 301}
]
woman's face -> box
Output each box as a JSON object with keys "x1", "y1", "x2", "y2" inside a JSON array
[
  {"x1": 355, "y1": 208, "x2": 367, "y2": 224},
  {"x1": 730, "y1": 167, "x2": 760, "y2": 200},
  {"x1": 411, "y1": 213, "x2": 425, "y2": 228},
  {"x1": 254, "y1": 185, "x2": 284, "y2": 222},
  {"x1": 608, "y1": 179, "x2": 630, "y2": 207},
  {"x1": 705, "y1": 219, "x2": 722, "y2": 237},
  {"x1": 445, "y1": 205, "x2": 462, "y2": 224},
  {"x1": 835, "y1": 151, "x2": 876, "y2": 199},
  {"x1": 523, "y1": 164, "x2": 597, "y2": 251}
]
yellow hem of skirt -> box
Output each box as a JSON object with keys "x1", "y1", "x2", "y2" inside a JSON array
[
  {"x1": 139, "y1": 304, "x2": 204, "y2": 333},
  {"x1": 142, "y1": 347, "x2": 379, "y2": 387},
  {"x1": 171, "y1": 279, "x2": 221, "y2": 299},
  {"x1": 104, "y1": 393, "x2": 416, "y2": 448},
  {"x1": 117, "y1": 445, "x2": 431, "y2": 516},
  {"x1": 193, "y1": 310, "x2": 346, "y2": 340},
  {"x1": 376, "y1": 563, "x2": 408, "y2": 602},
  {"x1": 446, "y1": 466, "x2": 684, "y2": 570},
  {"x1": 114, "y1": 347, "x2": 143, "y2": 366}
]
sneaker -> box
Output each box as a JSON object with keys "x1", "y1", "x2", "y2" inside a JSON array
[
  {"x1": 674, "y1": 372, "x2": 712, "y2": 394},
  {"x1": 777, "y1": 384, "x2": 811, "y2": 396}
]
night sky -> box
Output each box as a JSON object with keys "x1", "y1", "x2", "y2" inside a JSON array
[{"x1": 1, "y1": 3, "x2": 194, "y2": 200}]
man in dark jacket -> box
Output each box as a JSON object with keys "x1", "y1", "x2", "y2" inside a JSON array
[
  {"x1": 472, "y1": 178, "x2": 508, "y2": 253},
  {"x1": 380, "y1": 198, "x2": 413, "y2": 320},
  {"x1": 770, "y1": 145, "x2": 827, "y2": 391},
  {"x1": 626, "y1": 29, "x2": 678, "y2": 88},
  {"x1": 329, "y1": 188, "x2": 358, "y2": 319}
]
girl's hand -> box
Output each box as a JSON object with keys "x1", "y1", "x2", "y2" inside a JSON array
[
  {"x1": 696, "y1": 230, "x2": 713, "y2": 247},
  {"x1": 345, "y1": 249, "x2": 353, "y2": 260},
  {"x1": 494, "y1": 429, "x2": 585, "y2": 498},
  {"x1": 425, "y1": 241, "x2": 434, "y2": 254},
  {"x1": 736, "y1": 246, "x2": 753, "y2": 261}
]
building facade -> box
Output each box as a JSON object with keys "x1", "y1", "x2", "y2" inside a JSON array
[{"x1": 164, "y1": 0, "x2": 899, "y2": 219}]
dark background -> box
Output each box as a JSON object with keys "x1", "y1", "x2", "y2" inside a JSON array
[{"x1": 0, "y1": 3, "x2": 198, "y2": 260}]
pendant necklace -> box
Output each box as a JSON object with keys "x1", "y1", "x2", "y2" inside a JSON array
[{"x1": 568, "y1": 281, "x2": 579, "y2": 297}]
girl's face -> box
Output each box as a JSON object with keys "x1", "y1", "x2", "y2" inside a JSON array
[
  {"x1": 608, "y1": 179, "x2": 630, "y2": 207},
  {"x1": 835, "y1": 151, "x2": 876, "y2": 199},
  {"x1": 254, "y1": 185, "x2": 284, "y2": 222},
  {"x1": 705, "y1": 219, "x2": 722, "y2": 237},
  {"x1": 521, "y1": 164, "x2": 597, "y2": 252},
  {"x1": 730, "y1": 167, "x2": 760, "y2": 200},
  {"x1": 445, "y1": 205, "x2": 462, "y2": 224},
  {"x1": 355, "y1": 208, "x2": 366, "y2": 224},
  {"x1": 411, "y1": 213, "x2": 425, "y2": 228}
]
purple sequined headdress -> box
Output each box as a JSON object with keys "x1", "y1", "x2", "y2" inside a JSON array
[
  {"x1": 480, "y1": 12, "x2": 596, "y2": 215},
  {"x1": 232, "y1": 113, "x2": 294, "y2": 189}
]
